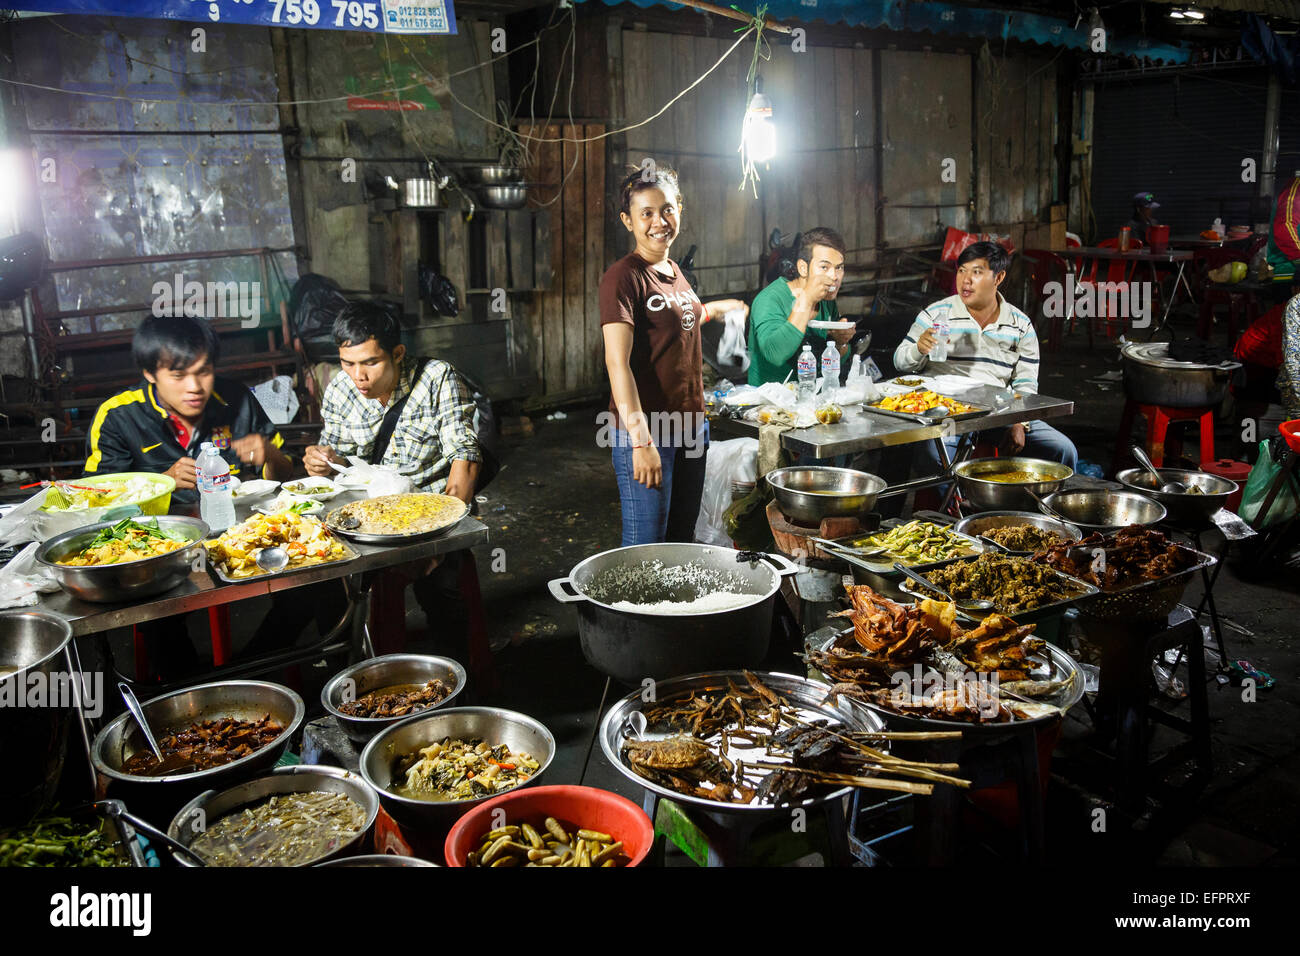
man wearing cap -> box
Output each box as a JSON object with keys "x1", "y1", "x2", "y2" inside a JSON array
[{"x1": 1127, "y1": 192, "x2": 1161, "y2": 244}]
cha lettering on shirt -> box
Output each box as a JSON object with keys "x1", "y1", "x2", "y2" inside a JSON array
[{"x1": 646, "y1": 288, "x2": 703, "y2": 330}]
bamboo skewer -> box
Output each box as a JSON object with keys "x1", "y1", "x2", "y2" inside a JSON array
[{"x1": 743, "y1": 763, "x2": 935, "y2": 796}]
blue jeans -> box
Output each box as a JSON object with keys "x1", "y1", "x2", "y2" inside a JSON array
[{"x1": 611, "y1": 422, "x2": 710, "y2": 546}]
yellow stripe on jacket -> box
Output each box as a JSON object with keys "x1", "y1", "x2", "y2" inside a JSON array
[{"x1": 84, "y1": 388, "x2": 147, "y2": 472}]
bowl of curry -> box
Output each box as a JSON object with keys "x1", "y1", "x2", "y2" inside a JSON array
[{"x1": 953, "y1": 457, "x2": 1074, "y2": 513}]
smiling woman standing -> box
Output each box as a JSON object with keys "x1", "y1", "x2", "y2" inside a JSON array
[{"x1": 600, "y1": 166, "x2": 745, "y2": 546}]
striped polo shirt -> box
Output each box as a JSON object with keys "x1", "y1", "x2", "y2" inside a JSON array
[{"x1": 892, "y1": 292, "x2": 1040, "y2": 394}]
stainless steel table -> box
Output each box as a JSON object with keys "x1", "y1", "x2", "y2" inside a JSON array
[
  {"x1": 37, "y1": 489, "x2": 489, "y2": 791},
  {"x1": 712, "y1": 385, "x2": 1074, "y2": 459}
]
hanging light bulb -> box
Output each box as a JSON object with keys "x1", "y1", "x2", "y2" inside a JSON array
[{"x1": 742, "y1": 83, "x2": 776, "y2": 165}]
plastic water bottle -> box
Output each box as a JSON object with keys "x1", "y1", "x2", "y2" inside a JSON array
[
  {"x1": 930, "y1": 316, "x2": 950, "y2": 363},
  {"x1": 196, "y1": 441, "x2": 236, "y2": 531},
  {"x1": 796, "y1": 344, "x2": 817, "y2": 402},
  {"x1": 820, "y1": 339, "x2": 841, "y2": 390}
]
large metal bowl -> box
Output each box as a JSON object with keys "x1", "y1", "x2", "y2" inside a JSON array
[
  {"x1": 599, "y1": 670, "x2": 885, "y2": 815},
  {"x1": 953, "y1": 458, "x2": 1073, "y2": 513},
  {"x1": 0, "y1": 610, "x2": 75, "y2": 822},
  {"x1": 316, "y1": 854, "x2": 438, "y2": 867},
  {"x1": 765, "y1": 466, "x2": 887, "y2": 524},
  {"x1": 321, "y1": 654, "x2": 467, "y2": 743},
  {"x1": 1040, "y1": 490, "x2": 1167, "y2": 531},
  {"x1": 460, "y1": 164, "x2": 523, "y2": 185},
  {"x1": 168, "y1": 765, "x2": 379, "y2": 867},
  {"x1": 37, "y1": 515, "x2": 208, "y2": 604},
  {"x1": 477, "y1": 184, "x2": 529, "y2": 209},
  {"x1": 91, "y1": 679, "x2": 304, "y2": 789},
  {"x1": 1115, "y1": 468, "x2": 1237, "y2": 526},
  {"x1": 953, "y1": 510, "x2": 1084, "y2": 555},
  {"x1": 359, "y1": 706, "x2": 555, "y2": 831}
]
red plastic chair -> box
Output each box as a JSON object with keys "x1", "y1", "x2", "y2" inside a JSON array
[
  {"x1": 1076, "y1": 237, "x2": 1144, "y2": 344},
  {"x1": 1024, "y1": 249, "x2": 1074, "y2": 351}
]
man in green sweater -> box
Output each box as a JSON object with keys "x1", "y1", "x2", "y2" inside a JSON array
[{"x1": 747, "y1": 227, "x2": 854, "y2": 385}]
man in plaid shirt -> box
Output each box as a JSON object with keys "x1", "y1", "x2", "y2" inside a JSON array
[
  {"x1": 306, "y1": 308, "x2": 482, "y2": 498},
  {"x1": 305, "y1": 303, "x2": 484, "y2": 659}
]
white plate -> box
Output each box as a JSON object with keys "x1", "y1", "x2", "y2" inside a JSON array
[
  {"x1": 255, "y1": 493, "x2": 323, "y2": 516},
  {"x1": 279, "y1": 477, "x2": 344, "y2": 500},
  {"x1": 231, "y1": 479, "x2": 280, "y2": 499},
  {"x1": 808, "y1": 319, "x2": 855, "y2": 330}
]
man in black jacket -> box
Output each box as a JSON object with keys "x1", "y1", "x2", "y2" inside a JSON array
[{"x1": 85, "y1": 315, "x2": 294, "y2": 499}]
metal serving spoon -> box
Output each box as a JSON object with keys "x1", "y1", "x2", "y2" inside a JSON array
[
  {"x1": 892, "y1": 562, "x2": 995, "y2": 611},
  {"x1": 1132, "y1": 444, "x2": 1187, "y2": 494},
  {"x1": 118, "y1": 682, "x2": 163, "y2": 764},
  {"x1": 920, "y1": 405, "x2": 951, "y2": 422},
  {"x1": 1026, "y1": 487, "x2": 1072, "y2": 524},
  {"x1": 255, "y1": 546, "x2": 289, "y2": 573}
]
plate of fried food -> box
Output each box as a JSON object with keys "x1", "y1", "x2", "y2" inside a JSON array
[
  {"x1": 865, "y1": 389, "x2": 984, "y2": 421},
  {"x1": 204, "y1": 511, "x2": 357, "y2": 581},
  {"x1": 809, "y1": 585, "x2": 1084, "y2": 727},
  {"x1": 326, "y1": 492, "x2": 469, "y2": 544}
]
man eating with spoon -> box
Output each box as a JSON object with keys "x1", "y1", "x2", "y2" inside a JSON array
[{"x1": 301, "y1": 302, "x2": 487, "y2": 662}]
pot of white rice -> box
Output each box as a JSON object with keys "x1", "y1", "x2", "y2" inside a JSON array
[{"x1": 548, "y1": 544, "x2": 799, "y2": 684}]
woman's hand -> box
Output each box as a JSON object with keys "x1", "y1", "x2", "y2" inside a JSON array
[{"x1": 633, "y1": 444, "x2": 663, "y2": 489}]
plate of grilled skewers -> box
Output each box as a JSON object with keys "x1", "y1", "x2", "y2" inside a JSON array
[{"x1": 599, "y1": 669, "x2": 972, "y2": 813}]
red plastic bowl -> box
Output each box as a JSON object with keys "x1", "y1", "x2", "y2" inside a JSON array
[
  {"x1": 1281, "y1": 420, "x2": 1300, "y2": 454},
  {"x1": 444, "y1": 785, "x2": 654, "y2": 867}
]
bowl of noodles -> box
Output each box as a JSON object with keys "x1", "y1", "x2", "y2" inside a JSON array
[{"x1": 37, "y1": 515, "x2": 209, "y2": 603}]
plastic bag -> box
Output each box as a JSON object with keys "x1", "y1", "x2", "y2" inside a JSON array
[
  {"x1": 0, "y1": 542, "x2": 62, "y2": 609},
  {"x1": 717, "y1": 308, "x2": 750, "y2": 372},
  {"x1": 694, "y1": 438, "x2": 758, "y2": 546},
  {"x1": 1238, "y1": 439, "x2": 1300, "y2": 528}
]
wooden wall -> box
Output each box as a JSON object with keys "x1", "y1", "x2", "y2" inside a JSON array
[{"x1": 522, "y1": 123, "x2": 606, "y2": 397}]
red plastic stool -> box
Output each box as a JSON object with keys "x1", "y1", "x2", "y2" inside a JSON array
[
  {"x1": 1113, "y1": 400, "x2": 1216, "y2": 471},
  {"x1": 368, "y1": 554, "x2": 498, "y2": 692},
  {"x1": 1201, "y1": 458, "x2": 1251, "y2": 514},
  {"x1": 132, "y1": 606, "x2": 233, "y2": 681}
]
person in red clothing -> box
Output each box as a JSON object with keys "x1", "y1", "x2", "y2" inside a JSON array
[{"x1": 1234, "y1": 301, "x2": 1285, "y2": 406}]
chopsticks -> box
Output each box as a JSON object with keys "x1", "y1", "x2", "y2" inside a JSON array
[{"x1": 20, "y1": 480, "x2": 118, "y2": 493}]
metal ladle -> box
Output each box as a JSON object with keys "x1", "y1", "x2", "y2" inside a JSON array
[
  {"x1": 892, "y1": 562, "x2": 995, "y2": 611},
  {"x1": 1132, "y1": 444, "x2": 1187, "y2": 494},
  {"x1": 118, "y1": 682, "x2": 164, "y2": 764}
]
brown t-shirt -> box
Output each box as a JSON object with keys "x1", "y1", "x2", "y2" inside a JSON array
[{"x1": 599, "y1": 252, "x2": 704, "y2": 430}]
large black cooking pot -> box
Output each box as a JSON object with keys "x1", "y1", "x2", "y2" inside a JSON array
[{"x1": 548, "y1": 544, "x2": 799, "y2": 684}]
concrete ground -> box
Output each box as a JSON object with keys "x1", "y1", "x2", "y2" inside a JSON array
[{"x1": 93, "y1": 306, "x2": 1300, "y2": 866}]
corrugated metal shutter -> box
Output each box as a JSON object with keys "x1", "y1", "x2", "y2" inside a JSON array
[{"x1": 1090, "y1": 71, "x2": 1269, "y2": 238}]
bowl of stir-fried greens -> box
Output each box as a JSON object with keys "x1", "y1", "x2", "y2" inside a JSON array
[{"x1": 38, "y1": 516, "x2": 209, "y2": 603}]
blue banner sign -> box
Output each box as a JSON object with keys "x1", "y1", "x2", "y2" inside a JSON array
[{"x1": 13, "y1": 1, "x2": 457, "y2": 35}]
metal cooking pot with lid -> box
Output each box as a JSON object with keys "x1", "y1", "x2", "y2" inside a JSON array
[
  {"x1": 1120, "y1": 342, "x2": 1240, "y2": 409},
  {"x1": 549, "y1": 544, "x2": 800, "y2": 684}
]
